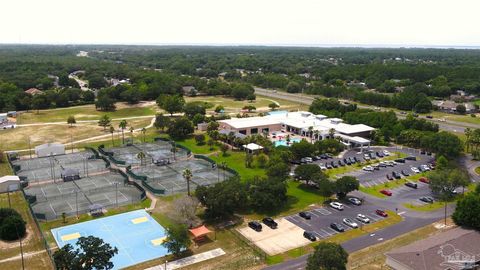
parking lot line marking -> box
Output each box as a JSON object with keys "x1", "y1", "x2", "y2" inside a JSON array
[
  {"x1": 398, "y1": 211, "x2": 406, "y2": 215},
  {"x1": 320, "y1": 229, "x2": 333, "y2": 236},
  {"x1": 313, "y1": 231, "x2": 325, "y2": 239},
  {"x1": 308, "y1": 211, "x2": 321, "y2": 218},
  {"x1": 314, "y1": 208, "x2": 331, "y2": 215},
  {"x1": 326, "y1": 227, "x2": 339, "y2": 234},
  {"x1": 365, "y1": 214, "x2": 380, "y2": 221}
]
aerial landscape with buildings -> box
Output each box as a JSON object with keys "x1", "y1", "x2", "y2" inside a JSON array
[{"x1": 1, "y1": 1, "x2": 480, "y2": 270}]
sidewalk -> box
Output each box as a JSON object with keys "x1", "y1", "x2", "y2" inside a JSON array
[{"x1": 145, "y1": 248, "x2": 225, "y2": 270}]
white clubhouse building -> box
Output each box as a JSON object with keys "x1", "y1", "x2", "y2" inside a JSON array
[{"x1": 219, "y1": 111, "x2": 374, "y2": 148}]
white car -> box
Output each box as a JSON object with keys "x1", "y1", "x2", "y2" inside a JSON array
[
  {"x1": 411, "y1": 167, "x2": 420, "y2": 173},
  {"x1": 348, "y1": 197, "x2": 362, "y2": 205},
  {"x1": 343, "y1": 218, "x2": 358, "y2": 228},
  {"x1": 356, "y1": 214, "x2": 370, "y2": 223},
  {"x1": 362, "y1": 166, "x2": 374, "y2": 172},
  {"x1": 421, "y1": 165, "x2": 431, "y2": 171},
  {"x1": 329, "y1": 202, "x2": 344, "y2": 211},
  {"x1": 383, "y1": 150, "x2": 391, "y2": 156},
  {"x1": 364, "y1": 154, "x2": 371, "y2": 160},
  {"x1": 304, "y1": 157, "x2": 313, "y2": 163},
  {"x1": 319, "y1": 163, "x2": 327, "y2": 170}
]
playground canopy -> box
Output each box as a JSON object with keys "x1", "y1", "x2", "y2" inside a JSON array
[{"x1": 189, "y1": 225, "x2": 212, "y2": 242}]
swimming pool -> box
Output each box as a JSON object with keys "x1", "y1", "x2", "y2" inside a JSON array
[
  {"x1": 51, "y1": 209, "x2": 169, "y2": 269},
  {"x1": 274, "y1": 138, "x2": 301, "y2": 147}
]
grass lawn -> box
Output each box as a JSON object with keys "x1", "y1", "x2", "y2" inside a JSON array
[
  {"x1": 0, "y1": 192, "x2": 54, "y2": 270},
  {"x1": 175, "y1": 134, "x2": 219, "y2": 154},
  {"x1": 403, "y1": 201, "x2": 446, "y2": 211},
  {"x1": 18, "y1": 102, "x2": 157, "y2": 124},
  {"x1": 266, "y1": 210, "x2": 402, "y2": 265},
  {"x1": 0, "y1": 159, "x2": 13, "y2": 176},
  {"x1": 185, "y1": 95, "x2": 307, "y2": 114},
  {"x1": 210, "y1": 151, "x2": 266, "y2": 180}
]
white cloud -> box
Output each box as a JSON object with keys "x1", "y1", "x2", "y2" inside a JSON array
[{"x1": 1, "y1": 0, "x2": 479, "y2": 46}]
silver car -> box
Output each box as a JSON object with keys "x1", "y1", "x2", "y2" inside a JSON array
[
  {"x1": 343, "y1": 218, "x2": 358, "y2": 228},
  {"x1": 356, "y1": 214, "x2": 370, "y2": 223}
]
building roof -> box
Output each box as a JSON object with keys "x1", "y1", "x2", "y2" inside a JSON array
[
  {"x1": 189, "y1": 225, "x2": 212, "y2": 238},
  {"x1": 386, "y1": 227, "x2": 480, "y2": 270},
  {"x1": 218, "y1": 129, "x2": 247, "y2": 139},
  {"x1": 242, "y1": 143, "x2": 264, "y2": 151},
  {"x1": 0, "y1": 175, "x2": 20, "y2": 183},
  {"x1": 25, "y1": 88, "x2": 44, "y2": 95}
]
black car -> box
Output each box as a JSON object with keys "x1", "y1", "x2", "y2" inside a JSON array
[
  {"x1": 405, "y1": 156, "x2": 417, "y2": 161},
  {"x1": 376, "y1": 151, "x2": 384, "y2": 158},
  {"x1": 262, "y1": 217, "x2": 278, "y2": 229},
  {"x1": 312, "y1": 156, "x2": 321, "y2": 161},
  {"x1": 426, "y1": 152, "x2": 432, "y2": 156},
  {"x1": 303, "y1": 231, "x2": 316, "y2": 241},
  {"x1": 299, "y1": 211, "x2": 311, "y2": 220},
  {"x1": 420, "y1": 196, "x2": 434, "y2": 203},
  {"x1": 401, "y1": 170, "x2": 410, "y2": 176},
  {"x1": 338, "y1": 160, "x2": 344, "y2": 166},
  {"x1": 405, "y1": 182, "x2": 418, "y2": 189},
  {"x1": 344, "y1": 158, "x2": 351, "y2": 165},
  {"x1": 248, "y1": 221, "x2": 262, "y2": 232},
  {"x1": 330, "y1": 223, "x2": 345, "y2": 232},
  {"x1": 353, "y1": 157, "x2": 360, "y2": 163},
  {"x1": 320, "y1": 154, "x2": 328, "y2": 159},
  {"x1": 426, "y1": 115, "x2": 433, "y2": 119},
  {"x1": 386, "y1": 174, "x2": 393, "y2": 180},
  {"x1": 395, "y1": 158, "x2": 406, "y2": 163},
  {"x1": 392, "y1": 171, "x2": 402, "y2": 179},
  {"x1": 331, "y1": 161, "x2": 338, "y2": 168},
  {"x1": 420, "y1": 150, "x2": 426, "y2": 155}
]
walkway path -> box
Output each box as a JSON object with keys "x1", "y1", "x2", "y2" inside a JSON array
[
  {"x1": 145, "y1": 248, "x2": 226, "y2": 270},
  {"x1": 0, "y1": 250, "x2": 46, "y2": 263}
]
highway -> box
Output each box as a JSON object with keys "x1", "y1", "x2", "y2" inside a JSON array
[{"x1": 255, "y1": 87, "x2": 480, "y2": 134}]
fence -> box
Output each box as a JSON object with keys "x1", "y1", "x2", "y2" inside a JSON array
[
  {"x1": 193, "y1": 154, "x2": 239, "y2": 176},
  {"x1": 109, "y1": 168, "x2": 147, "y2": 200},
  {"x1": 125, "y1": 166, "x2": 165, "y2": 195},
  {"x1": 154, "y1": 137, "x2": 193, "y2": 157}
]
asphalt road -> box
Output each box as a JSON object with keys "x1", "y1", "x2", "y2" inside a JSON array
[{"x1": 255, "y1": 87, "x2": 478, "y2": 134}]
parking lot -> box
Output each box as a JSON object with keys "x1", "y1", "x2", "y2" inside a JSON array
[{"x1": 285, "y1": 200, "x2": 387, "y2": 241}]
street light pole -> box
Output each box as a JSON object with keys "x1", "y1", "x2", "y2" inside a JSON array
[{"x1": 76, "y1": 190, "x2": 78, "y2": 218}]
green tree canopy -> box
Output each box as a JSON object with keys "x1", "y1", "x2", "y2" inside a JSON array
[{"x1": 306, "y1": 242, "x2": 348, "y2": 270}]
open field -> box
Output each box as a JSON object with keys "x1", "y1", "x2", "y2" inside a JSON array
[
  {"x1": 0, "y1": 192, "x2": 53, "y2": 270},
  {"x1": 17, "y1": 102, "x2": 157, "y2": 124},
  {"x1": 185, "y1": 95, "x2": 308, "y2": 113},
  {"x1": 0, "y1": 118, "x2": 153, "y2": 151}
]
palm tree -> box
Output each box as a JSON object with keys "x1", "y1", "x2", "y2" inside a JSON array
[
  {"x1": 308, "y1": 126, "x2": 313, "y2": 138},
  {"x1": 328, "y1": 128, "x2": 336, "y2": 139},
  {"x1": 137, "y1": 151, "x2": 146, "y2": 166},
  {"x1": 465, "y1": 128, "x2": 472, "y2": 152},
  {"x1": 119, "y1": 120, "x2": 128, "y2": 145},
  {"x1": 141, "y1": 128, "x2": 147, "y2": 143},
  {"x1": 313, "y1": 130, "x2": 320, "y2": 142},
  {"x1": 182, "y1": 169, "x2": 193, "y2": 196},
  {"x1": 109, "y1": 126, "x2": 115, "y2": 147}
]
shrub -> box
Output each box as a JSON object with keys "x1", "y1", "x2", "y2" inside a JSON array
[{"x1": 0, "y1": 208, "x2": 26, "y2": 241}]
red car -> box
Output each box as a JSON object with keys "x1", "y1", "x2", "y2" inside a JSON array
[
  {"x1": 376, "y1": 209, "x2": 388, "y2": 217},
  {"x1": 380, "y1": 189, "x2": 392, "y2": 196},
  {"x1": 419, "y1": 177, "x2": 430, "y2": 184}
]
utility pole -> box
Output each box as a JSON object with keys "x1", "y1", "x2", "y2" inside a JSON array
[
  {"x1": 15, "y1": 224, "x2": 24, "y2": 270},
  {"x1": 28, "y1": 137, "x2": 32, "y2": 158}
]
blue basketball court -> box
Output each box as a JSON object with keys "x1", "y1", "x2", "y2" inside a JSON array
[{"x1": 52, "y1": 209, "x2": 169, "y2": 269}]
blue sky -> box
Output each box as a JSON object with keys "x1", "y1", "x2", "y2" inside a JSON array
[{"x1": 1, "y1": 0, "x2": 480, "y2": 46}]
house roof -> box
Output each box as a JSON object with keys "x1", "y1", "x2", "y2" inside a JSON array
[
  {"x1": 0, "y1": 175, "x2": 20, "y2": 183},
  {"x1": 386, "y1": 227, "x2": 480, "y2": 270},
  {"x1": 25, "y1": 88, "x2": 43, "y2": 95}
]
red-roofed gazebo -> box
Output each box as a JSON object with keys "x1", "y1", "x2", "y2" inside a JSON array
[{"x1": 189, "y1": 225, "x2": 212, "y2": 242}]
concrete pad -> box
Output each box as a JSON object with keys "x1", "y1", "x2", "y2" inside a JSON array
[{"x1": 237, "y1": 218, "x2": 310, "y2": 255}]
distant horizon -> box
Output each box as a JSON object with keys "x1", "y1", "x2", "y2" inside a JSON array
[{"x1": 1, "y1": 42, "x2": 480, "y2": 50}]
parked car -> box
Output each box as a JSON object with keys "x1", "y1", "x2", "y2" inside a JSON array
[
  {"x1": 380, "y1": 189, "x2": 392, "y2": 196},
  {"x1": 372, "y1": 164, "x2": 380, "y2": 170},
  {"x1": 344, "y1": 158, "x2": 351, "y2": 165},
  {"x1": 378, "y1": 162, "x2": 387, "y2": 167},
  {"x1": 326, "y1": 163, "x2": 333, "y2": 169},
  {"x1": 354, "y1": 157, "x2": 360, "y2": 163},
  {"x1": 369, "y1": 153, "x2": 377, "y2": 159},
  {"x1": 376, "y1": 209, "x2": 388, "y2": 217},
  {"x1": 331, "y1": 161, "x2": 338, "y2": 168},
  {"x1": 348, "y1": 197, "x2": 362, "y2": 206},
  {"x1": 392, "y1": 171, "x2": 402, "y2": 179},
  {"x1": 303, "y1": 231, "x2": 316, "y2": 241},
  {"x1": 325, "y1": 153, "x2": 333, "y2": 159},
  {"x1": 312, "y1": 156, "x2": 321, "y2": 161},
  {"x1": 419, "y1": 196, "x2": 434, "y2": 203},
  {"x1": 426, "y1": 152, "x2": 432, "y2": 156},
  {"x1": 248, "y1": 221, "x2": 262, "y2": 232},
  {"x1": 290, "y1": 160, "x2": 302, "y2": 165},
  {"x1": 411, "y1": 167, "x2": 420, "y2": 174},
  {"x1": 338, "y1": 160, "x2": 345, "y2": 166},
  {"x1": 299, "y1": 212, "x2": 311, "y2": 220},
  {"x1": 405, "y1": 182, "x2": 418, "y2": 189},
  {"x1": 363, "y1": 166, "x2": 374, "y2": 172},
  {"x1": 420, "y1": 164, "x2": 431, "y2": 171},
  {"x1": 376, "y1": 151, "x2": 384, "y2": 158},
  {"x1": 401, "y1": 170, "x2": 410, "y2": 176},
  {"x1": 386, "y1": 174, "x2": 393, "y2": 180},
  {"x1": 343, "y1": 218, "x2": 358, "y2": 228},
  {"x1": 383, "y1": 150, "x2": 391, "y2": 156},
  {"x1": 262, "y1": 217, "x2": 278, "y2": 229},
  {"x1": 420, "y1": 150, "x2": 426, "y2": 155},
  {"x1": 330, "y1": 202, "x2": 344, "y2": 210},
  {"x1": 386, "y1": 161, "x2": 395, "y2": 167},
  {"x1": 330, "y1": 223, "x2": 345, "y2": 232},
  {"x1": 356, "y1": 214, "x2": 370, "y2": 223},
  {"x1": 364, "y1": 154, "x2": 371, "y2": 161},
  {"x1": 304, "y1": 157, "x2": 313, "y2": 163},
  {"x1": 405, "y1": 156, "x2": 417, "y2": 161},
  {"x1": 395, "y1": 158, "x2": 406, "y2": 163},
  {"x1": 426, "y1": 115, "x2": 433, "y2": 119},
  {"x1": 319, "y1": 163, "x2": 327, "y2": 170},
  {"x1": 419, "y1": 177, "x2": 430, "y2": 184},
  {"x1": 320, "y1": 154, "x2": 328, "y2": 159}
]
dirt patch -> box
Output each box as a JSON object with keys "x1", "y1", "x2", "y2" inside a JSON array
[
  {"x1": 0, "y1": 226, "x2": 35, "y2": 249},
  {"x1": 237, "y1": 218, "x2": 310, "y2": 256}
]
